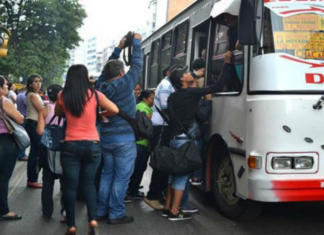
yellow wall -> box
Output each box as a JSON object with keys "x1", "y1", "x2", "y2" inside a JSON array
[{"x1": 167, "y1": 0, "x2": 196, "y2": 21}]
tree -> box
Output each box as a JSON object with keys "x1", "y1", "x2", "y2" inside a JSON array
[{"x1": 0, "y1": 0, "x2": 86, "y2": 86}]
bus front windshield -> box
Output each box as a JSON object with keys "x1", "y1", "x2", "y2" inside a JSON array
[
  {"x1": 250, "y1": 7, "x2": 324, "y2": 93},
  {"x1": 264, "y1": 9, "x2": 324, "y2": 61}
]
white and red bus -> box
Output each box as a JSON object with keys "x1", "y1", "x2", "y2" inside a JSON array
[{"x1": 140, "y1": 0, "x2": 324, "y2": 220}]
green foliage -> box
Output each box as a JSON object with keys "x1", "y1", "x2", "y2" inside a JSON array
[{"x1": 0, "y1": 0, "x2": 86, "y2": 85}]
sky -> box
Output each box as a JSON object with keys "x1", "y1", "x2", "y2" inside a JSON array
[{"x1": 79, "y1": 0, "x2": 150, "y2": 48}]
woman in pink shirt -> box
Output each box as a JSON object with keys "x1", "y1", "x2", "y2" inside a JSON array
[
  {"x1": 0, "y1": 75, "x2": 24, "y2": 221},
  {"x1": 55, "y1": 65, "x2": 119, "y2": 235}
]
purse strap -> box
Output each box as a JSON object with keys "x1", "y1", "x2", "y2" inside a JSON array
[
  {"x1": 48, "y1": 113, "x2": 63, "y2": 126},
  {"x1": 0, "y1": 98, "x2": 6, "y2": 120},
  {"x1": 154, "y1": 105, "x2": 170, "y2": 125},
  {"x1": 0, "y1": 98, "x2": 14, "y2": 133}
]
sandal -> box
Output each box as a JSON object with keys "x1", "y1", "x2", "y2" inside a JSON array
[
  {"x1": 27, "y1": 182, "x2": 43, "y2": 189},
  {"x1": 0, "y1": 213, "x2": 22, "y2": 221},
  {"x1": 18, "y1": 156, "x2": 28, "y2": 161},
  {"x1": 88, "y1": 221, "x2": 99, "y2": 235},
  {"x1": 65, "y1": 227, "x2": 76, "y2": 235},
  {"x1": 89, "y1": 225, "x2": 99, "y2": 235}
]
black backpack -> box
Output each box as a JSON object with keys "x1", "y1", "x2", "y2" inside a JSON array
[{"x1": 118, "y1": 109, "x2": 153, "y2": 141}]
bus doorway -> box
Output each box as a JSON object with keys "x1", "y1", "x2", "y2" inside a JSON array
[{"x1": 190, "y1": 21, "x2": 209, "y2": 71}]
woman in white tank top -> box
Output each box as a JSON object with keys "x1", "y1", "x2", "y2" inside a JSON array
[{"x1": 25, "y1": 75, "x2": 44, "y2": 189}]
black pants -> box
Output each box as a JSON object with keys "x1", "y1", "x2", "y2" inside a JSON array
[
  {"x1": 0, "y1": 134, "x2": 18, "y2": 216},
  {"x1": 26, "y1": 119, "x2": 41, "y2": 183},
  {"x1": 42, "y1": 166, "x2": 63, "y2": 217},
  {"x1": 146, "y1": 126, "x2": 170, "y2": 200},
  {"x1": 128, "y1": 144, "x2": 150, "y2": 195}
]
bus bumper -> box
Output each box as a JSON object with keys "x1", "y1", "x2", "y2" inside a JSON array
[{"x1": 248, "y1": 178, "x2": 324, "y2": 202}]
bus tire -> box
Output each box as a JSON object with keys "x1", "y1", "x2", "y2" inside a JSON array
[{"x1": 211, "y1": 154, "x2": 263, "y2": 220}]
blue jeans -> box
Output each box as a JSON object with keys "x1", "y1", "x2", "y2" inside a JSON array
[
  {"x1": 97, "y1": 141, "x2": 136, "y2": 219},
  {"x1": 25, "y1": 120, "x2": 41, "y2": 182},
  {"x1": 61, "y1": 141, "x2": 101, "y2": 227}
]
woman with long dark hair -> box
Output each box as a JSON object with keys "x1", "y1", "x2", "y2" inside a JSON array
[
  {"x1": 25, "y1": 74, "x2": 44, "y2": 188},
  {"x1": 55, "y1": 64, "x2": 119, "y2": 235},
  {"x1": 0, "y1": 75, "x2": 24, "y2": 220}
]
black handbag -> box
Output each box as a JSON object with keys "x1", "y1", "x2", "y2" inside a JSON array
[
  {"x1": 150, "y1": 105, "x2": 202, "y2": 176},
  {"x1": 150, "y1": 140, "x2": 201, "y2": 176}
]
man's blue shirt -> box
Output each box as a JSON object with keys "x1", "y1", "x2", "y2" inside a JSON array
[{"x1": 98, "y1": 38, "x2": 143, "y2": 143}]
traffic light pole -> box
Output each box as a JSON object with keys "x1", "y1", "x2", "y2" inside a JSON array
[{"x1": 0, "y1": 24, "x2": 11, "y2": 58}]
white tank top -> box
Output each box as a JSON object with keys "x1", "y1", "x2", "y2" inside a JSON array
[{"x1": 26, "y1": 92, "x2": 44, "y2": 121}]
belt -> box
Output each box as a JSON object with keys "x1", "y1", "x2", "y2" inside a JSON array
[
  {"x1": 26, "y1": 119, "x2": 37, "y2": 124},
  {"x1": 173, "y1": 136, "x2": 190, "y2": 140}
]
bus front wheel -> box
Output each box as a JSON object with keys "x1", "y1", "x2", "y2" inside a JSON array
[{"x1": 211, "y1": 155, "x2": 263, "y2": 220}]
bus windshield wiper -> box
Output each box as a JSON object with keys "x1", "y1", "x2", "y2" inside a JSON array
[{"x1": 313, "y1": 95, "x2": 324, "y2": 110}]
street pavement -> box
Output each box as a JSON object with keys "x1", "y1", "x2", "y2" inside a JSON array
[{"x1": 2, "y1": 161, "x2": 324, "y2": 235}]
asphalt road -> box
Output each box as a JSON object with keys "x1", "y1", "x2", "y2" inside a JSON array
[{"x1": 2, "y1": 161, "x2": 324, "y2": 235}]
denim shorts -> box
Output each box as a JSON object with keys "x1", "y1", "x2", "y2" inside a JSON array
[{"x1": 168, "y1": 174, "x2": 190, "y2": 190}]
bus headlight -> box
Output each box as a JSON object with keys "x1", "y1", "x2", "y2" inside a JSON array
[
  {"x1": 294, "y1": 157, "x2": 313, "y2": 169},
  {"x1": 272, "y1": 157, "x2": 292, "y2": 170}
]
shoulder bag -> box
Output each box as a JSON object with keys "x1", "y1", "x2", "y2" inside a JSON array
[
  {"x1": 40, "y1": 114, "x2": 65, "y2": 175},
  {"x1": 150, "y1": 105, "x2": 202, "y2": 176},
  {"x1": 0, "y1": 98, "x2": 30, "y2": 149},
  {"x1": 40, "y1": 114, "x2": 65, "y2": 151},
  {"x1": 118, "y1": 107, "x2": 154, "y2": 141}
]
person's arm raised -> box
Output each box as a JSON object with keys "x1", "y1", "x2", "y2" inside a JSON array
[
  {"x1": 190, "y1": 51, "x2": 232, "y2": 97},
  {"x1": 121, "y1": 33, "x2": 143, "y2": 89},
  {"x1": 96, "y1": 37, "x2": 126, "y2": 89}
]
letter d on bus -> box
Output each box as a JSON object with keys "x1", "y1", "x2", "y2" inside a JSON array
[{"x1": 306, "y1": 73, "x2": 324, "y2": 84}]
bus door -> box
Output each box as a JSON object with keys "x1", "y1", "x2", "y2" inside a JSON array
[{"x1": 207, "y1": 11, "x2": 248, "y2": 199}]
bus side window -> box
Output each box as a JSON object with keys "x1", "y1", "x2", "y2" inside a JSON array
[
  {"x1": 172, "y1": 21, "x2": 189, "y2": 67},
  {"x1": 161, "y1": 31, "x2": 172, "y2": 77},
  {"x1": 149, "y1": 39, "x2": 160, "y2": 88}
]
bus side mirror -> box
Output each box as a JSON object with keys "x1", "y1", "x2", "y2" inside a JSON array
[{"x1": 238, "y1": 0, "x2": 264, "y2": 45}]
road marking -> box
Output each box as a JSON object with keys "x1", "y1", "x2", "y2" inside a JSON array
[{"x1": 8, "y1": 163, "x2": 26, "y2": 198}]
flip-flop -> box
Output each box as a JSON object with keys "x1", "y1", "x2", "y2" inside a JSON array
[
  {"x1": 18, "y1": 156, "x2": 28, "y2": 161},
  {"x1": 0, "y1": 214, "x2": 22, "y2": 221}
]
